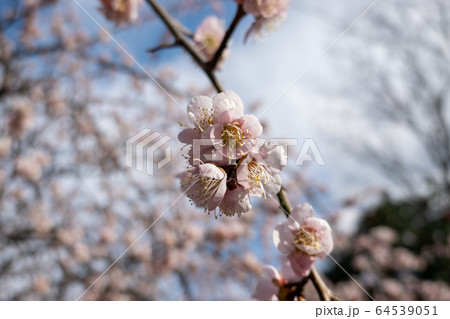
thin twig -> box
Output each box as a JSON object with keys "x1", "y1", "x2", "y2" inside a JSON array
[{"x1": 147, "y1": 40, "x2": 180, "y2": 53}]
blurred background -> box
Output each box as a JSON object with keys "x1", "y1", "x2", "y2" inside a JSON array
[{"x1": 0, "y1": 0, "x2": 449, "y2": 300}]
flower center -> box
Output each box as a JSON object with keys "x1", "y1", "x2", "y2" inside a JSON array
[
  {"x1": 221, "y1": 122, "x2": 245, "y2": 152},
  {"x1": 294, "y1": 227, "x2": 319, "y2": 250},
  {"x1": 203, "y1": 34, "x2": 218, "y2": 55},
  {"x1": 247, "y1": 160, "x2": 275, "y2": 198}
]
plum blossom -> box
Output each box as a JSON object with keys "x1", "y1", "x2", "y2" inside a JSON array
[
  {"x1": 178, "y1": 91, "x2": 245, "y2": 144},
  {"x1": 242, "y1": 0, "x2": 290, "y2": 19},
  {"x1": 237, "y1": 0, "x2": 291, "y2": 41},
  {"x1": 210, "y1": 107, "x2": 262, "y2": 159},
  {"x1": 177, "y1": 91, "x2": 285, "y2": 217},
  {"x1": 179, "y1": 163, "x2": 227, "y2": 213},
  {"x1": 100, "y1": 0, "x2": 143, "y2": 26},
  {"x1": 252, "y1": 258, "x2": 303, "y2": 301},
  {"x1": 194, "y1": 16, "x2": 228, "y2": 65},
  {"x1": 273, "y1": 204, "x2": 333, "y2": 275},
  {"x1": 236, "y1": 140, "x2": 286, "y2": 198},
  {"x1": 218, "y1": 186, "x2": 252, "y2": 217},
  {"x1": 208, "y1": 91, "x2": 262, "y2": 159},
  {"x1": 178, "y1": 95, "x2": 214, "y2": 144}
]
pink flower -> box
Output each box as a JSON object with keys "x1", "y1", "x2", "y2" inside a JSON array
[
  {"x1": 243, "y1": 0, "x2": 290, "y2": 20},
  {"x1": 179, "y1": 91, "x2": 255, "y2": 164},
  {"x1": 236, "y1": 140, "x2": 286, "y2": 198},
  {"x1": 178, "y1": 91, "x2": 243, "y2": 145},
  {"x1": 212, "y1": 91, "x2": 244, "y2": 123},
  {"x1": 177, "y1": 91, "x2": 265, "y2": 217},
  {"x1": 273, "y1": 204, "x2": 333, "y2": 274},
  {"x1": 253, "y1": 265, "x2": 282, "y2": 301},
  {"x1": 193, "y1": 16, "x2": 227, "y2": 63},
  {"x1": 218, "y1": 186, "x2": 252, "y2": 217},
  {"x1": 252, "y1": 258, "x2": 303, "y2": 301},
  {"x1": 288, "y1": 251, "x2": 316, "y2": 277},
  {"x1": 240, "y1": 0, "x2": 291, "y2": 41},
  {"x1": 100, "y1": 0, "x2": 143, "y2": 26},
  {"x1": 210, "y1": 94, "x2": 262, "y2": 159},
  {"x1": 179, "y1": 163, "x2": 227, "y2": 213},
  {"x1": 210, "y1": 110, "x2": 262, "y2": 159},
  {"x1": 179, "y1": 163, "x2": 252, "y2": 217},
  {"x1": 178, "y1": 95, "x2": 214, "y2": 144}
]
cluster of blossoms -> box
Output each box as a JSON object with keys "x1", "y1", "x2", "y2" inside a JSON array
[
  {"x1": 177, "y1": 91, "x2": 286, "y2": 217},
  {"x1": 99, "y1": 0, "x2": 143, "y2": 26},
  {"x1": 254, "y1": 204, "x2": 333, "y2": 300},
  {"x1": 193, "y1": 16, "x2": 228, "y2": 66},
  {"x1": 235, "y1": 0, "x2": 291, "y2": 40}
]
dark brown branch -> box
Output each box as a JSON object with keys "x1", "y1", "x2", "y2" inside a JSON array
[
  {"x1": 205, "y1": 5, "x2": 246, "y2": 72},
  {"x1": 145, "y1": 0, "x2": 224, "y2": 92}
]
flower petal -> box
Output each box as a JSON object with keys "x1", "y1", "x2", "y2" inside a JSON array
[
  {"x1": 280, "y1": 257, "x2": 304, "y2": 282},
  {"x1": 260, "y1": 141, "x2": 287, "y2": 172},
  {"x1": 273, "y1": 223, "x2": 296, "y2": 254},
  {"x1": 198, "y1": 163, "x2": 225, "y2": 180},
  {"x1": 212, "y1": 91, "x2": 244, "y2": 122},
  {"x1": 289, "y1": 252, "x2": 315, "y2": 277},
  {"x1": 239, "y1": 114, "x2": 263, "y2": 139},
  {"x1": 252, "y1": 278, "x2": 278, "y2": 301},
  {"x1": 219, "y1": 187, "x2": 252, "y2": 216},
  {"x1": 290, "y1": 203, "x2": 315, "y2": 225},
  {"x1": 178, "y1": 128, "x2": 200, "y2": 144},
  {"x1": 187, "y1": 95, "x2": 214, "y2": 130}
]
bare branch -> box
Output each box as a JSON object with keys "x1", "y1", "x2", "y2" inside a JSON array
[
  {"x1": 147, "y1": 40, "x2": 180, "y2": 53},
  {"x1": 309, "y1": 267, "x2": 341, "y2": 301},
  {"x1": 145, "y1": 0, "x2": 224, "y2": 92}
]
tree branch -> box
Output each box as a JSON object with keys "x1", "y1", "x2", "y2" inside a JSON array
[
  {"x1": 145, "y1": 0, "x2": 224, "y2": 92},
  {"x1": 309, "y1": 267, "x2": 341, "y2": 301}
]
